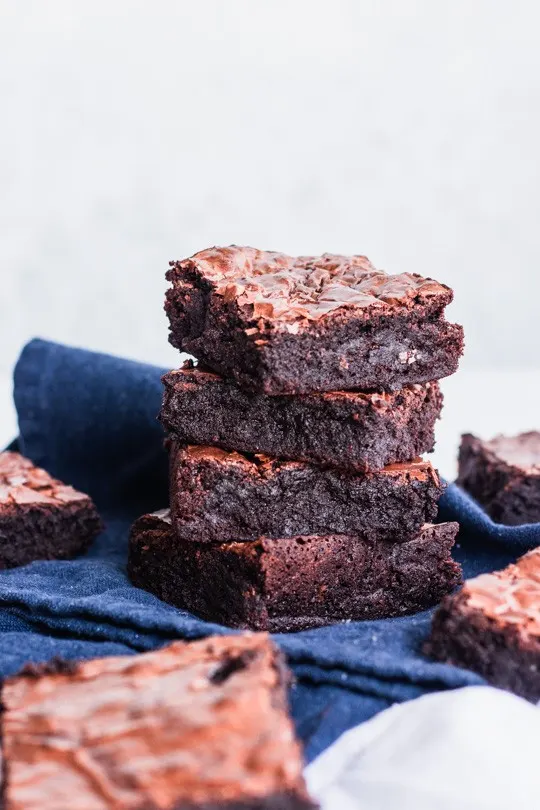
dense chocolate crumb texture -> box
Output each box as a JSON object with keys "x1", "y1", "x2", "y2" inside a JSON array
[
  {"x1": 169, "y1": 443, "x2": 443, "y2": 544},
  {"x1": 462, "y1": 432, "x2": 540, "y2": 477},
  {"x1": 129, "y1": 511, "x2": 462, "y2": 631},
  {"x1": 0, "y1": 451, "x2": 90, "y2": 506},
  {"x1": 165, "y1": 246, "x2": 464, "y2": 394},
  {"x1": 426, "y1": 548, "x2": 540, "y2": 701},
  {"x1": 160, "y1": 361, "x2": 443, "y2": 471},
  {"x1": 458, "y1": 432, "x2": 540, "y2": 525},
  {"x1": 2, "y1": 634, "x2": 314, "y2": 810},
  {"x1": 0, "y1": 451, "x2": 102, "y2": 569}
]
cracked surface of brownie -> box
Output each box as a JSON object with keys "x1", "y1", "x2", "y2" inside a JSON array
[
  {"x1": 2, "y1": 634, "x2": 315, "y2": 809},
  {"x1": 165, "y1": 246, "x2": 463, "y2": 394},
  {"x1": 0, "y1": 451, "x2": 102, "y2": 568},
  {"x1": 425, "y1": 547, "x2": 540, "y2": 701}
]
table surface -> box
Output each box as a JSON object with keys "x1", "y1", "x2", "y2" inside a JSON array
[{"x1": 1, "y1": 368, "x2": 539, "y2": 481}]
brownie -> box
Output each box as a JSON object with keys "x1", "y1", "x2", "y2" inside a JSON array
[
  {"x1": 425, "y1": 548, "x2": 540, "y2": 702},
  {"x1": 2, "y1": 634, "x2": 315, "y2": 809},
  {"x1": 160, "y1": 362, "x2": 443, "y2": 473},
  {"x1": 129, "y1": 512, "x2": 462, "y2": 631},
  {"x1": 165, "y1": 246, "x2": 464, "y2": 394},
  {"x1": 169, "y1": 442, "x2": 443, "y2": 544},
  {"x1": 0, "y1": 451, "x2": 102, "y2": 568},
  {"x1": 458, "y1": 432, "x2": 540, "y2": 525}
]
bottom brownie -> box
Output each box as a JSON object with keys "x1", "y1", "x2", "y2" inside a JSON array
[
  {"x1": 425, "y1": 548, "x2": 540, "y2": 701},
  {"x1": 2, "y1": 634, "x2": 315, "y2": 810},
  {"x1": 128, "y1": 514, "x2": 461, "y2": 631}
]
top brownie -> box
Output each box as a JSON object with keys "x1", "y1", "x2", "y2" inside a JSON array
[
  {"x1": 166, "y1": 246, "x2": 463, "y2": 394},
  {"x1": 458, "y1": 432, "x2": 540, "y2": 525}
]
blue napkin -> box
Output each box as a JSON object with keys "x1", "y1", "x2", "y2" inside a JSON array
[{"x1": 2, "y1": 338, "x2": 539, "y2": 762}]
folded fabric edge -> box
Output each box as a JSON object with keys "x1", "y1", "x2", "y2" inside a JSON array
[{"x1": 13, "y1": 338, "x2": 53, "y2": 468}]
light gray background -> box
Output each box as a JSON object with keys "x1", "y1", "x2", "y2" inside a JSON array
[{"x1": 2, "y1": 0, "x2": 540, "y2": 475}]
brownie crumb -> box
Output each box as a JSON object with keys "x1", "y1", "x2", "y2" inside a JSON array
[
  {"x1": 165, "y1": 246, "x2": 463, "y2": 394},
  {"x1": 425, "y1": 547, "x2": 540, "y2": 701},
  {"x1": 0, "y1": 451, "x2": 102, "y2": 569},
  {"x1": 458, "y1": 432, "x2": 540, "y2": 525},
  {"x1": 2, "y1": 634, "x2": 315, "y2": 809},
  {"x1": 160, "y1": 363, "x2": 443, "y2": 472},
  {"x1": 129, "y1": 511, "x2": 462, "y2": 631}
]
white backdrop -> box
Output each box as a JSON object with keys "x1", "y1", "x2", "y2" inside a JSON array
[{"x1": 2, "y1": 0, "x2": 540, "y2": 472}]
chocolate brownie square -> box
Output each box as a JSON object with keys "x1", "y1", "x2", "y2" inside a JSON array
[
  {"x1": 165, "y1": 246, "x2": 463, "y2": 394},
  {"x1": 458, "y1": 432, "x2": 540, "y2": 525},
  {"x1": 425, "y1": 548, "x2": 540, "y2": 702},
  {"x1": 129, "y1": 512, "x2": 462, "y2": 631},
  {"x1": 160, "y1": 362, "x2": 443, "y2": 472},
  {"x1": 2, "y1": 634, "x2": 314, "y2": 809},
  {"x1": 169, "y1": 443, "x2": 443, "y2": 544},
  {"x1": 0, "y1": 451, "x2": 102, "y2": 568}
]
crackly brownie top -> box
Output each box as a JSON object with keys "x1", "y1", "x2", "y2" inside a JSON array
[
  {"x1": 0, "y1": 452, "x2": 90, "y2": 506},
  {"x1": 171, "y1": 245, "x2": 452, "y2": 326},
  {"x1": 131, "y1": 508, "x2": 172, "y2": 536},
  {"x1": 146, "y1": 507, "x2": 171, "y2": 524},
  {"x1": 2, "y1": 634, "x2": 307, "y2": 809},
  {"x1": 464, "y1": 548, "x2": 540, "y2": 637},
  {"x1": 479, "y1": 432, "x2": 540, "y2": 475},
  {"x1": 180, "y1": 444, "x2": 439, "y2": 484}
]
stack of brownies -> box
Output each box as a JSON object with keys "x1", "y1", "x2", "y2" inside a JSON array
[{"x1": 129, "y1": 246, "x2": 465, "y2": 631}]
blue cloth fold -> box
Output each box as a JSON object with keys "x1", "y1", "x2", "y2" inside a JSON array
[{"x1": 3, "y1": 338, "x2": 540, "y2": 762}]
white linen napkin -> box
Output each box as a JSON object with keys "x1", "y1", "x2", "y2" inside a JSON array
[{"x1": 306, "y1": 686, "x2": 540, "y2": 810}]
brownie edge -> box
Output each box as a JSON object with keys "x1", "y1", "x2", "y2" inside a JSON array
[
  {"x1": 0, "y1": 451, "x2": 102, "y2": 568},
  {"x1": 458, "y1": 431, "x2": 540, "y2": 525},
  {"x1": 129, "y1": 513, "x2": 462, "y2": 630},
  {"x1": 165, "y1": 246, "x2": 464, "y2": 394},
  {"x1": 160, "y1": 363, "x2": 443, "y2": 472},
  {"x1": 169, "y1": 443, "x2": 443, "y2": 544},
  {"x1": 2, "y1": 634, "x2": 316, "y2": 809},
  {"x1": 425, "y1": 548, "x2": 540, "y2": 701}
]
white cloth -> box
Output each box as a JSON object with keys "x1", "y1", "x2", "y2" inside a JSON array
[{"x1": 306, "y1": 687, "x2": 540, "y2": 810}]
